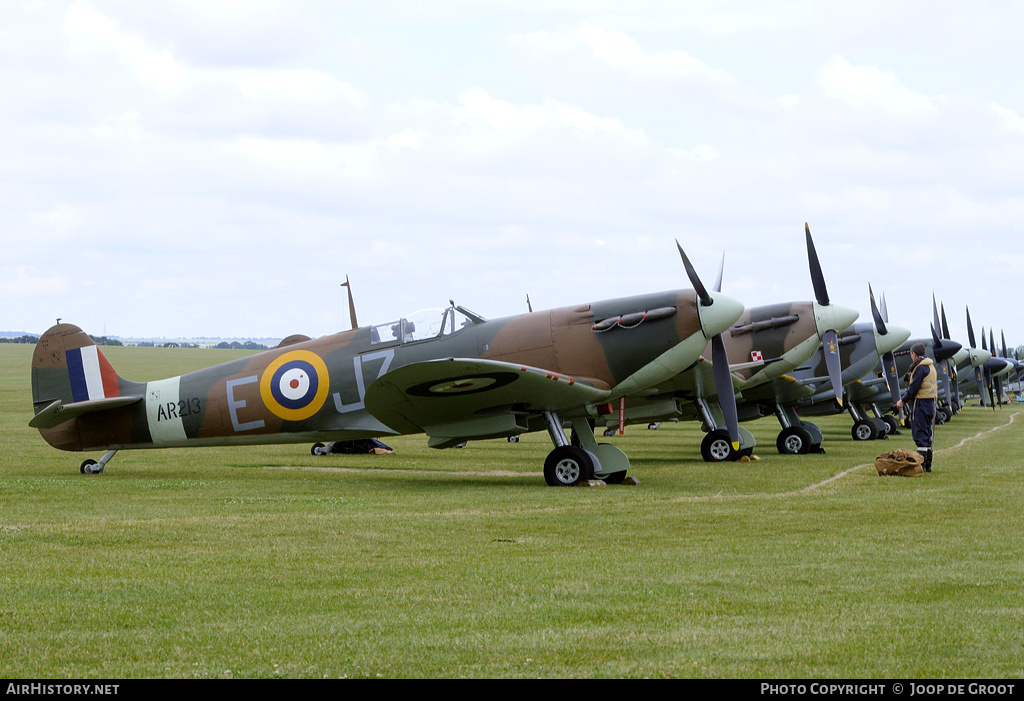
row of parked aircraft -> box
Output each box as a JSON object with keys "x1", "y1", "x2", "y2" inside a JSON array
[{"x1": 29, "y1": 225, "x2": 1022, "y2": 485}]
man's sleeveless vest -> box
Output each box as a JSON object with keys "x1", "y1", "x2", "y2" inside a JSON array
[{"x1": 911, "y1": 357, "x2": 939, "y2": 399}]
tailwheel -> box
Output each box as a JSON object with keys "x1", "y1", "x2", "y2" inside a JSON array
[
  {"x1": 777, "y1": 426, "x2": 812, "y2": 455},
  {"x1": 700, "y1": 430, "x2": 739, "y2": 463},
  {"x1": 79, "y1": 450, "x2": 116, "y2": 474},
  {"x1": 543, "y1": 445, "x2": 595, "y2": 486}
]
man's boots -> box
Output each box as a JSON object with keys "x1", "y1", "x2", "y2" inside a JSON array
[{"x1": 919, "y1": 447, "x2": 932, "y2": 473}]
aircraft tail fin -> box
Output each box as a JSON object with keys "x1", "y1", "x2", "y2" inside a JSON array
[{"x1": 30, "y1": 324, "x2": 130, "y2": 420}]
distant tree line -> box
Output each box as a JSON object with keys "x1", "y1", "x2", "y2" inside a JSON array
[
  {"x1": 0, "y1": 335, "x2": 123, "y2": 346},
  {"x1": 0, "y1": 335, "x2": 265, "y2": 350},
  {"x1": 215, "y1": 341, "x2": 269, "y2": 350}
]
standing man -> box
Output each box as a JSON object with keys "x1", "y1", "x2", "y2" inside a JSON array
[{"x1": 896, "y1": 342, "x2": 938, "y2": 473}]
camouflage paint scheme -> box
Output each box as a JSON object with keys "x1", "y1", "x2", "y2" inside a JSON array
[
  {"x1": 595, "y1": 299, "x2": 859, "y2": 460},
  {"x1": 798, "y1": 335, "x2": 964, "y2": 440},
  {"x1": 30, "y1": 287, "x2": 744, "y2": 485},
  {"x1": 765, "y1": 320, "x2": 912, "y2": 446}
]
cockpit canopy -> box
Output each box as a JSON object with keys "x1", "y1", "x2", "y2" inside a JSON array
[{"x1": 369, "y1": 305, "x2": 480, "y2": 345}]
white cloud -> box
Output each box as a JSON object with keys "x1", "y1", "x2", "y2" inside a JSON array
[
  {"x1": 578, "y1": 23, "x2": 736, "y2": 88},
  {"x1": 989, "y1": 103, "x2": 1024, "y2": 132},
  {"x1": 815, "y1": 55, "x2": 941, "y2": 118},
  {"x1": 3, "y1": 2, "x2": 1024, "y2": 341},
  {"x1": 64, "y1": 2, "x2": 188, "y2": 93}
]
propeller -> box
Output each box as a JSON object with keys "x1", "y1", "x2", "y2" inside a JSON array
[
  {"x1": 871, "y1": 285, "x2": 903, "y2": 420},
  {"x1": 869, "y1": 284, "x2": 887, "y2": 336},
  {"x1": 806, "y1": 224, "x2": 844, "y2": 406},
  {"x1": 677, "y1": 242, "x2": 740, "y2": 451},
  {"x1": 677, "y1": 241, "x2": 714, "y2": 307},
  {"x1": 931, "y1": 296, "x2": 954, "y2": 412},
  {"x1": 982, "y1": 325, "x2": 997, "y2": 408},
  {"x1": 991, "y1": 327, "x2": 1004, "y2": 405},
  {"x1": 967, "y1": 306, "x2": 987, "y2": 407}
]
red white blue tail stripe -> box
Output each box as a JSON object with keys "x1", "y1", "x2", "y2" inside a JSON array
[{"x1": 67, "y1": 346, "x2": 120, "y2": 403}]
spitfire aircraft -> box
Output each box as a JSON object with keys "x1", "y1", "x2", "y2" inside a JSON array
[
  {"x1": 960, "y1": 308, "x2": 1014, "y2": 407},
  {"x1": 593, "y1": 225, "x2": 859, "y2": 461},
  {"x1": 765, "y1": 287, "x2": 911, "y2": 448},
  {"x1": 30, "y1": 244, "x2": 745, "y2": 486}
]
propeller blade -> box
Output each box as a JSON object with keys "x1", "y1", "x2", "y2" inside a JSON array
[
  {"x1": 938, "y1": 361, "x2": 953, "y2": 408},
  {"x1": 676, "y1": 240, "x2": 713, "y2": 307},
  {"x1": 711, "y1": 334, "x2": 740, "y2": 449},
  {"x1": 869, "y1": 284, "x2": 886, "y2": 336},
  {"x1": 805, "y1": 223, "x2": 829, "y2": 306},
  {"x1": 967, "y1": 307, "x2": 977, "y2": 348},
  {"x1": 881, "y1": 350, "x2": 904, "y2": 420},
  {"x1": 1002, "y1": 330, "x2": 1008, "y2": 359},
  {"x1": 941, "y1": 302, "x2": 950, "y2": 340},
  {"x1": 931, "y1": 323, "x2": 942, "y2": 349},
  {"x1": 880, "y1": 293, "x2": 889, "y2": 323},
  {"x1": 526, "y1": 294, "x2": 533, "y2": 313},
  {"x1": 708, "y1": 250, "x2": 738, "y2": 448},
  {"x1": 981, "y1": 325, "x2": 988, "y2": 351},
  {"x1": 976, "y1": 366, "x2": 987, "y2": 407},
  {"x1": 822, "y1": 328, "x2": 844, "y2": 406},
  {"x1": 932, "y1": 294, "x2": 942, "y2": 341}
]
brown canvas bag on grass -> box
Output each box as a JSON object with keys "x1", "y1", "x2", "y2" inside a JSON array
[{"x1": 874, "y1": 449, "x2": 924, "y2": 477}]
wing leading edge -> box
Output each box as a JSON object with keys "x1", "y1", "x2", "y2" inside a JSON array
[{"x1": 364, "y1": 358, "x2": 612, "y2": 448}]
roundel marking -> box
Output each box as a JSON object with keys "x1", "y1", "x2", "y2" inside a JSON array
[
  {"x1": 260, "y1": 350, "x2": 330, "y2": 421},
  {"x1": 405, "y1": 372, "x2": 519, "y2": 398}
]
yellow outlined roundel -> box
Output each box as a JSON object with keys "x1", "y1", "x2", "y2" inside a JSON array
[{"x1": 260, "y1": 350, "x2": 330, "y2": 422}]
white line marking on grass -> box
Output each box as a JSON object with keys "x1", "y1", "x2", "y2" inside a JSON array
[{"x1": 800, "y1": 410, "x2": 1019, "y2": 494}]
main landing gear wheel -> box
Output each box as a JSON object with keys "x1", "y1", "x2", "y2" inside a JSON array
[
  {"x1": 700, "y1": 430, "x2": 739, "y2": 463},
  {"x1": 80, "y1": 459, "x2": 98, "y2": 474},
  {"x1": 777, "y1": 426, "x2": 812, "y2": 455},
  {"x1": 851, "y1": 420, "x2": 876, "y2": 441},
  {"x1": 543, "y1": 445, "x2": 595, "y2": 486},
  {"x1": 881, "y1": 415, "x2": 901, "y2": 436}
]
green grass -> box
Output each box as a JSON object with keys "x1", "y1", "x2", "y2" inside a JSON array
[{"x1": 1, "y1": 344, "x2": 1023, "y2": 678}]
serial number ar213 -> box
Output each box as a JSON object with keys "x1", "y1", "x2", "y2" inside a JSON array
[{"x1": 157, "y1": 397, "x2": 202, "y2": 422}]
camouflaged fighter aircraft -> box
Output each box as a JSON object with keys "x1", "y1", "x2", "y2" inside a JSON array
[
  {"x1": 594, "y1": 224, "x2": 859, "y2": 462},
  {"x1": 752, "y1": 286, "x2": 911, "y2": 450},
  {"x1": 818, "y1": 295, "x2": 971, "y2": 437},
  {"x1": 958, "y1": 307, "x2": 1012, "y2": 407},
  {"x1": 29, "y1": 245, "x2": 744, "y2": 486},
  {"x1": 978, "y1": 325, "x2": 1017, "y2": 406},
  {"x1": 812, "y1": 327, "x2": 964, "y2": 438}
]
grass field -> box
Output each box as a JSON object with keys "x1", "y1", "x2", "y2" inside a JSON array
[{"x1": 2, "y1": 344, "x2": 1023, "y2": 678}]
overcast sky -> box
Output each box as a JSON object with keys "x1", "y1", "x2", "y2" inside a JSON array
[{"x1": 2, "y1": 1, "x2": 1022, "y2": 351}]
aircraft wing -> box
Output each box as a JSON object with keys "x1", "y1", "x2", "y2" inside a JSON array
[
  {"x1": 734, "y1": 373, "x2": 818, "y2": 406},
  {"x1": 364, "y1": 358, "x2": 612, "y2": 448},
  {"x1": 29, "y1": 396, "x2": 144, "y2": 430},
  {"x1": 843, "y1": 376, "x2": 892, "y2": 404}
]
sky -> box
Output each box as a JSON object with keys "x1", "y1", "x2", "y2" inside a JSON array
[{"x1": 2, "y1": 1, "x2": 1022, "y2": 351}]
